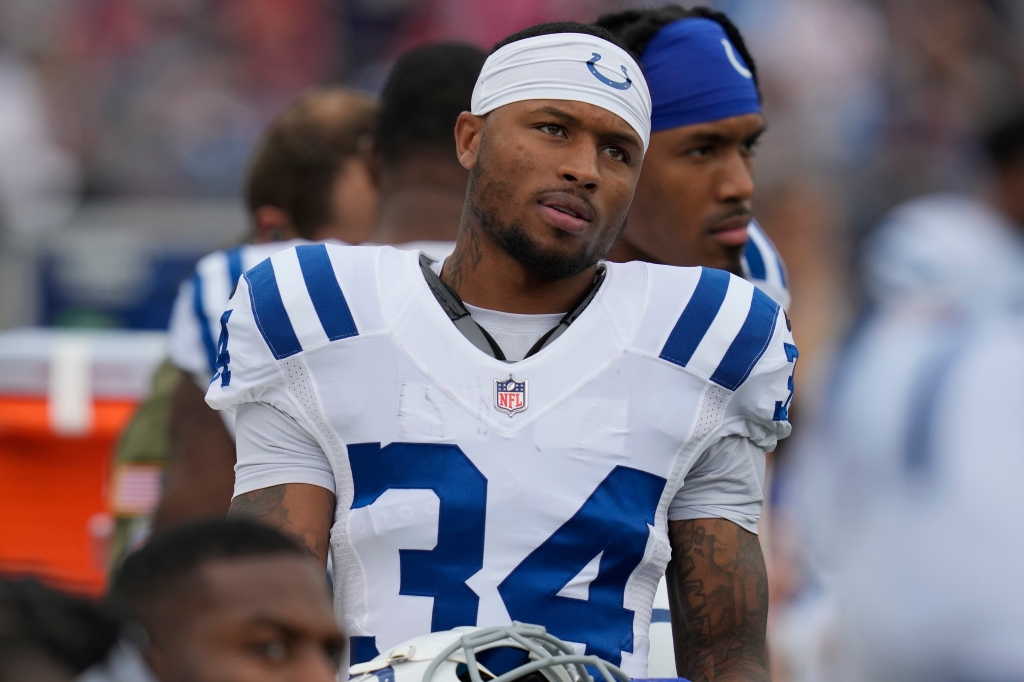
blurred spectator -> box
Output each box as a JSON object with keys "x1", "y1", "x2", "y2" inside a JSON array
[
  {"x1": 89, "y1": 519, "x2": 344, "y2": 682},
  {"x1": 0, "y1": 576, "x2": 120, "y2": 682},
  {"x1": 0, "y1": 0, "x2": 340, "y2": 198},
  {"x1": 0, "y1": 52, "x2": 79, "y2": 236}
]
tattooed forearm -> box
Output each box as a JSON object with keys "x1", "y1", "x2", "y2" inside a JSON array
[
  {"x1": 666, "y1": 519, "x2": 769, "y2": 682},
  {"x1": 228, "y1": 483, "x2": 336, "y2": 570}
]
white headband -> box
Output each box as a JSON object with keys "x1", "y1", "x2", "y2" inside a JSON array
[{"x1": 471, "y1": 33, "x2": 652, "y2": 151}]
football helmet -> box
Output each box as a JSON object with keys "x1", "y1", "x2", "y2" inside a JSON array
[{"x1": 348, "y1": 623, "x2": 630, "y2": 682}]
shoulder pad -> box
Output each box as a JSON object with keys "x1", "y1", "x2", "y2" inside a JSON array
[
  {"x1": 644, "y1": 266, "x2": 782, "y2": 391},
  {"x1": 244, "y1": 243, "x2": 368, "y2": 359}
]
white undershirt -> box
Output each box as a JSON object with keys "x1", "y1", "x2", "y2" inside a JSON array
[
  {"x1": 464, "y1": 303, "x2": 563, "y2": 362},
  {"x1": 427, "y1": 257, "x2": 566, "y2": 362}
]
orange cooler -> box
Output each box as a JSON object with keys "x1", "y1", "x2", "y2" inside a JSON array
[{"x1": 0, "y1": 328, "x2": 165, "y2": 595}]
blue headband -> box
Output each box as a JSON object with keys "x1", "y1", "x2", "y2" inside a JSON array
[{"x1": 641, "y1": 17, "x2": 761, "y2": 132}]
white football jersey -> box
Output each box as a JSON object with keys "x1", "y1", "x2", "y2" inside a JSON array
[
  {"x1": 167, "y1": 239, "x2": 315, "y2": 388},
  {"x1": 206, "y1": 244, "x2": 795, "y2": 677},
  {"x1": 742, "y1": 220, "x2": 790, "y2": 311},
  {"x1": 168, "y1": 239, "x2": 455, "y2": 387}
]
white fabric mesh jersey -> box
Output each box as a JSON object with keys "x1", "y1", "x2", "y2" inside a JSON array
[
  {"x1": 167, "y1": 239, "x2": 315, "y2": 389},
  {"x1": 167, "y1": 239, "x2": 456, "y2": 387},
  {"x1": 206, "y1": 243, "x2": 796, "y2": 677}
]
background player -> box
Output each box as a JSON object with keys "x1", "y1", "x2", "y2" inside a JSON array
[
  {"x1": 365, "y1": 42, "x2": 486, "y2": 259},
  {"x1": 148, "y1": 88, "x2": 378, "y2": 533},
  {"x1": 597, "y1": 6, "x2": 788, "y2": 310},
  {"x1": 594, "y1": 7, "x2": 790, "y2": 676},
  {"x1": 215, "y1": 22, "x2": 795, "y2": 682},
  {"x1": 90, "y1": 519, "x2": 345, "y2": 682},
  {"x1": 151, "y1": 44, "x2": 486, "y2": 533},
  {"x1": 776, "y1": 112, "x2": 1024, "y2": 680}
]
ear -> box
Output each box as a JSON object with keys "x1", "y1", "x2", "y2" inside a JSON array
[
  {"x1": 454, "y1": 112, "x2": 485, "y2": 171},
  {"x1": 358, "y1": 133, "x2": 381, "y2": 189},
  {"x1": 253, "y1": 206, "x2": 299, "y2": 243}
]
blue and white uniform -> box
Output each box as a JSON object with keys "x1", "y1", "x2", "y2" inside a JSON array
[
  {"x1": 167, "y1": 240, "x2": 314, "y2": 390},
  {"x1": 207, "y1": 243, "x2": 796, "y2": 677},
  {"x1": 780, "y1": 194, "x2": 1024, "y2": 681},
  {"x1": 167, "y1": 239, "x2": 456, "y2": 389},
  {"x1": 742, "y1": 220, "x2": 789, "y2": 311}
]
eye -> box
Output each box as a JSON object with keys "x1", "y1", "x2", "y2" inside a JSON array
[
  {"x1": 740, "y1": 137, "x2": 760, "y2": 157},
  {"x1": 601, "y1": 145, "x2": 629, "y2": 163},
  {"x1": 685, "y1": 144, "x2": 715, "y2": 158},
  {"x1": 537, "y1": 124, "x2": 566, "y2": 137},
  {"x1": 251, "y1": 639, "x2": 289, "y2": 663}
]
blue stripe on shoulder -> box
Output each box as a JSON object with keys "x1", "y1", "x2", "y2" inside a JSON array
[
  {"x1": 710, "y1": 287, "x2": 780, "y2": 390},
  {"x1": 226, "y1": 247, "x2": 244, "y2": 291},
  {"x1": 245, "y1": 258, "x2": 303, "y2": 359},
  {"x1": 743, "y1": 237, "x2": 767, "y2": 280},
  {"x1": 191, "y1": 272, "x2": 218, "y2": 374},
  {"x1": 660, "y1": 267, "x2": 730, "y2": 368},
  {"x1": 295, "y1": 244, "x2": 358, "y2": 341}
]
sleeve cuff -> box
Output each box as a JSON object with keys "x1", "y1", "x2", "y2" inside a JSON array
[
  {"x1": 667, "y1": 504, "x2": 760, "y2": 535},
  {"x1": 233, "y1": 468, "x2": 336, "y2": 499}
]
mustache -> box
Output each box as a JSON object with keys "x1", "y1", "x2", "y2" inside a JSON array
[
  {"x1": 531, "y1": 186, "x2": 599, "y2": 217},
  {"x1": 702, "y1": 204, "x2": 753, "y2": 231}
]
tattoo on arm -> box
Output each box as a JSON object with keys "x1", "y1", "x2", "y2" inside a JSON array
[
  {"x1": 228, "y1": 483, "x2": 336, "y2": 571},
  {"x1": 666, "y1": 519, "x2": 769, "y2": 682}
]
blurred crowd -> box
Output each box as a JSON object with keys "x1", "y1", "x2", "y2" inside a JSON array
[{"x1": 1, "y1": 0, "x2": 1024, "y2": 367}]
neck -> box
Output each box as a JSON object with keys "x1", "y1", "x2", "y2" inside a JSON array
[
  {"x1": 371, "y1": 156, "x2": 467, "y2": 244},
  {"x1": 440, "y1": 219, "x2": 597, "y2": 315},
  {"x1": 605, "y1": 235, "x2": 659, "y2": 264}
]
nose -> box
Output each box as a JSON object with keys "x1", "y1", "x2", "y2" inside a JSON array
[
  {"x1": 716, "y1": 149, "x2": 755, "y2": 203},
  {"x1": 557, "y1": 139, "x2": 601, "y2": 192}
]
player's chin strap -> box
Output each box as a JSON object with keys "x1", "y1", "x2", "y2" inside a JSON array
[{"x1": 419, "y1": 253, "x2": 606, "y2": 363}]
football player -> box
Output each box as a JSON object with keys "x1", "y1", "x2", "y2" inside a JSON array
[
  {"x1": 778, "y1": 113, "x2": 1024, "y2": 680},
  {"x1": 597, "y1": 6, "x2": 789, "y2": 310},
  {"x1": 365, "y1": 42, "x2": 486, "y2": 260},
  {"x1": 92, "y1": 520, "x2": 345, "y2": 682},
  {"x1": 214, "y1": 22, "x2": 795, "y2": 682},
  {"x1": 593, "y1": 8, "x2": 789, "y2": 676},
  {"x1": 152, "y1": 88, "x2": 379, "y2": 532}
]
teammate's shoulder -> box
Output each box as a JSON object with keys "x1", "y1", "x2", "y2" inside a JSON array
[
  {"x1": 633, "y1": 264, "x2": 788, "y2": 391},
  {"x1": 742, "y1": 220, "x2": 790, "y2": 310}
]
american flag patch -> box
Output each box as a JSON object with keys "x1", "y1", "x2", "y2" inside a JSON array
[{"x1": 110, "y1": 464, "x2": 163, "y2": 516}]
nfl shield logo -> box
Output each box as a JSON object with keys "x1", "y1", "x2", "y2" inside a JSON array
[{"x1": 494, "y1": 375, "x2": 528, "y2": 417}]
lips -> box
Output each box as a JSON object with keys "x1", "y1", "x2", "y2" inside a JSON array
[
  {"x1": 537, "y1": 192, "x2": 594, "y2": 234},
  {"x1": 708, "y1": 214, "x2": 751, "y2": 248}
]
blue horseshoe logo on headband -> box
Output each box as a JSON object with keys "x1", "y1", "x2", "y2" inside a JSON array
[{"x1": 586, "y1": 53, "x2": 633, "y2": 90}]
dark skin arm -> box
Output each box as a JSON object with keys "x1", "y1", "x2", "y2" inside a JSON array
[
  {"x1": 666, "y1": 518, "x2": 769, "y2": 682},
  {"x1": 152, "y1": 373, "x2": 237, "y2": 532},
  {"x1": 228, "y1": 483, "x2": 336, "y2": 572}
]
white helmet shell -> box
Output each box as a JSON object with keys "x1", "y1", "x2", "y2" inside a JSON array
[{"x1": 349, "y1": 623, "x2": 630, "y2": 682}]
